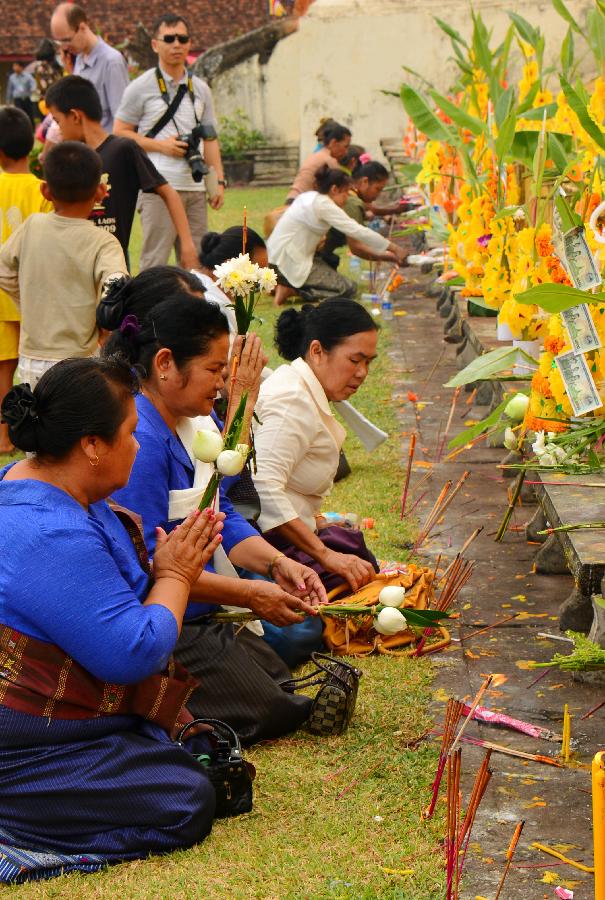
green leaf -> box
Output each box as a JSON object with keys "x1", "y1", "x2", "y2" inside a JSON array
[
  {"x1": 495, "y1": 86, "x2": 514, "y2": 128},
  {"x1": 399, "y1": 162, "x2": 422, "y2": 181},
  {"x1": 548, "y1": 133, "x2": 570, "y2": 172},
  {"x1": 197, "y1": 471, "x2": 221, "y2": 512},
  {"x1": 400, "y1": 85, "x2": 452, "y2": 142},
  {"x1": 588, "y1": 7, "x2": 605, "y2": 65},
  {"x1": 510, "y1": 130, "x2": 573, "y2": 169},
  {"x1": 560, "y1": 75, "x2": 605, "y2": 152},
  {"x1": 508, "y1": 10, "x2": 540, "y2": 47},
  {"x1": 552, "y1": 0, "x2": 581, "y2": 33},
  {"x1": 434, "y1": 16, "x2": 468, "y2": 47},
  {"x1": 515, "y1": 283, "x2": 605, "y2": 313},
  {"x1": 495, "y1": 109, "x2": 518, "y2": 159},
  {"x1": 561, "y1": 26, "x2": 575, "y2": 76},
  {"x1": 444, "y1": 346, "x2": 540, "y2": 388},
  {"x1": 518, "y1": 102, "x2": 557, "y2": 121},
  {"x1": 517, "y1": 81, "x2": 540, "y2": 114},
  {"x1": 493, "y1": 205, "x2": 525, "y2": 221},
  {"x1": 223, "y1": 391, "x2": 249, "y2": 449},
  {"x1": 554, "y1": 190, "x2": 581, "y2": 231},
  {"x1": 429, "y1": 89, "x2": 487, "y2": 136},
  {"x1": 448, "y1": 398, "x2": 510, "y2": 449}
]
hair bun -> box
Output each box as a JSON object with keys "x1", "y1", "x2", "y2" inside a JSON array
[
  {"x1": 201, "y1": 232, "x2": 222, "y2": 254},
  {"x1": 275, "y1": 306, "x2": 308, "y2": 361},
  {"x1": 96, "y1": 275, "x2": 131, "y2": 330},
  {"x1": 1, "y1": 383, "x2": 39, "y2": 452}
]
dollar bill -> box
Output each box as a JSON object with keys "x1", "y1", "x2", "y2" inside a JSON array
[
  {"x1": 562, "y1": 226, "x2": 602, "y2": 291},
  {"x1": 555, "y1": 349, "x2": 602, "y2": 416},
  {"x1": 561, "y1": 303, "x2": 602, "y2": 354}
]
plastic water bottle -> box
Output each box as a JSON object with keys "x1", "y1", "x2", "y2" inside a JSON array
[{"x1": 381, "y1": 296, "x2": 394, "y2": 320}]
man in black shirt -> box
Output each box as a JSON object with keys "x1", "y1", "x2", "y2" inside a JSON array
[{"x1": 46, "y1": 76, "x2": 198, "y2": 270}]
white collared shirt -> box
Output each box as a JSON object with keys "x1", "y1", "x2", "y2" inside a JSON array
[{"x1": 253, "y1": 358, "x2": 347, "y2": 533}]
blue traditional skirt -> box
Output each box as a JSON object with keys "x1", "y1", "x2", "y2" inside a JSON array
[{"x1": 0, "y1": 706, "x2": 215, "y2": 883}]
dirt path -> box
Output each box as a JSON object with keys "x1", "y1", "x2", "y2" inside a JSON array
[{"x1": 392, "y1": 274, "x2": 602, "y2": 899}]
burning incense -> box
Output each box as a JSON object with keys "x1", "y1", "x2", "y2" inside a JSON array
[
  {"x1": 423, "y1": 699, "x2": 463, "y2": 820},
  {"x1": 494, "y1": 820, "x2": 525, "y2": 900},
  {"x1": 450, "y1": 675, "x2": 493, "y2": 755},
  {"x1": 457, "y1": 751, "x2": 492, "y2": 881},
  {"x1": 242, "y1": 206, "x2": 247, "y2": 253},
  {"x1": 414, "y1": 555, "x2": 474, "y2": 655},
  {"x1": 400, "y1": 433, "x2": 417, "y2": 519}
]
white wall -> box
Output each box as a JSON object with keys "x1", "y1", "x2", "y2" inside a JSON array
[{"x1": 211, "y1": 0, "x2": 594, "y2": 159}]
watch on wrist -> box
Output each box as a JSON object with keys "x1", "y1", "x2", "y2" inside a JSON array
[{"x1": 218, "y1": 178, "x2": 227, "y2": 188}]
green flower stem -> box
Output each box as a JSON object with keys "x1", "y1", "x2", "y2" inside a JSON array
[{"x1": 197, "y1": 471, "x2": 221, "y2": 512}]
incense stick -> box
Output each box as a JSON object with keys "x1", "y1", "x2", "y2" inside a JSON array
[
  {"x1": 456, "y1": 734, "x2": 564, "y2": 767},
  {"x1": 561, "y1": 703, "x2": 571, "y2": 762},
  {"x1": 423, "y1": 699, "x2": 464, "y2": 819},
  {"x1": 400, "y1": 433, "x2": 417, "y2": 519},
  {"x1": 450, "y1": 675, "x2": 493, "y2": 755},
  {"x1": 494, "y1": 820, "x2": 525, "y2": 900},
  {"x1": 242, "y1": 206, "x2": 247, "y2": 254},
  {"x1": 580, "y1": 697, "x2": 605, "y2": 719},
  {"x1": 437, "y1": 387, "x2": 461, "y2": 461},
  {"x1": 459, "y1": 614, "x2": 517, "y2": 643}
]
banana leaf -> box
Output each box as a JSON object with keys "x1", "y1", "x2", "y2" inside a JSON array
[
  {"x1": 560, "y1": 76, "x2": 605, "y2": 153},
  {"x1": 552, "y1": 0, "x2": 581, "y2": 33},
  {"x1": 448, "y1": 397, "x2": 510, "y2": 449},
  {"x1": 400, "y1": 85, "x2": 452, "y2": 142},
  {"x1": 515, "y1": 282, "x2": 605, "y2": 313},
  {"x1": 444, "y1": 345, "x2": 539, "y2": 388}
]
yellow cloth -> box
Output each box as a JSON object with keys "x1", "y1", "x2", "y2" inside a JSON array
[
  {"x1": 0, "y1": 322, "x2": 19, "y2": 361},
  {"x1": 0, "y1": 172, "x2": 52, "y2": 322}
]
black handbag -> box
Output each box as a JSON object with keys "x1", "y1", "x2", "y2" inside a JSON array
[
  {"x1": 176, "y1": 718, "x2": 254, "y2": 818},
  {"x1": 281, "y1": 652, "x2": 362, "y2": 736}
]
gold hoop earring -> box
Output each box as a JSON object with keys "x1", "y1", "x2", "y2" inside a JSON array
[{"x1": 89, "y1": 454, "x2": 100, "y2": 468}]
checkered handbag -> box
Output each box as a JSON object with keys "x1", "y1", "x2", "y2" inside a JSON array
[{"x1": 281, "y1": 652, "x2": 362, "y2": 736}]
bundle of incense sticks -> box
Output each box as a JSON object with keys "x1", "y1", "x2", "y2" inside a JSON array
[
  {"x1": 445, "y1": 749, "x2": 462, "y2": 900},
  {"x1": 423, "y1": 698, "x2": 464, "y2": 820},
  {"x1": 414, "y1": 555, "x2": 474, "y2": 655},
  {"x1": 413, "y1": 471, "x2": 470, "y2": 550},
  {"x1": 456, "y1": 750, "x2": 492, "y2": 883}
]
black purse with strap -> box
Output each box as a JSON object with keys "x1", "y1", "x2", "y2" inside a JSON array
[
  {"x1": 280, "y1": 652, "x2": 362, "y2": 736},
  {"x1": 176, "y1": 718, "x2": 254, "y2": 818}
]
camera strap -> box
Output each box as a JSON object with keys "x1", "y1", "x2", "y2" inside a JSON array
[{"x1": 146, "y1": 67, "x2": 199, "y2": 139}]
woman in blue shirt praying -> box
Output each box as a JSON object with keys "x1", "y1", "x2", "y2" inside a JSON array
[
  {"x1": 0, "y1": 357, "x2": 224, "y2": 881},
  {"x1": 104, "y1": 287, "x2": 326, "y2": 745}
]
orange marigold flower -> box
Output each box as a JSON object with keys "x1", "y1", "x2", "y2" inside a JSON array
[
  {"x1": 531, "y1": 372, "x2": 554, "y2": 398},
  {"x1": 544, "y1": 336, "x2": 565, "y2": 354},
  {"x1": 523, "y1": 412, "x2": 569, "y2": 433}
]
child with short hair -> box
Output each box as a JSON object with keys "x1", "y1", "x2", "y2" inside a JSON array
[
  {"x1": 0, "y1": 106, "x2": 53, "y2": 451},
  {"x1": 46, "y1": 75, "x2": 198, "y2": 270},
  {"x1": 0, "y1": 141, "x2": 126, "y2": 387}
]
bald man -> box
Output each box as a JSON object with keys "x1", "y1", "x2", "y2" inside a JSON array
[{"x1": 50, "y1": 3, "x2": 128, "y2": 130}]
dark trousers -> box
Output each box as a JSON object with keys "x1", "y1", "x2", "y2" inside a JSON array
[{"x1": 14, "y1": 97, "x2": 34, "y2": 125}]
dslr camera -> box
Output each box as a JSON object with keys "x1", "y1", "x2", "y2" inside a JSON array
[{"x1": 178, "y1": 123, "x2": 217, "y2": 183}]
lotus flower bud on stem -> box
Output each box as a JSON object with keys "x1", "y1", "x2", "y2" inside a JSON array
[
  {"x1": 378, "y1": 585, "x2": 406, "y2": 607},
  {"x1": 192, "y1": 429, "x2": 224, "y2": 463},
  {"x1": 216, "y1": 449, "x2": 246, "y2": 476},
  {"x1": 375, "y1": 606, "x2": 408, "y2": 635},
  {"x1": 504, "y1": 393, "x2": 529, "y2": 422}
]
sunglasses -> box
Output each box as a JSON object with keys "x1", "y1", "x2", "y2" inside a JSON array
[{"x1": 157, "y1": 34, "x2": 190, "y2": 44}]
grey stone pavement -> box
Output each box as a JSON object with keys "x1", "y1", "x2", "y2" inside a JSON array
[{"x1": 389, "y1": 273, "x2": 603, "y2": 899}]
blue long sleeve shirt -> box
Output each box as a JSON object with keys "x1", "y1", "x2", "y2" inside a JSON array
[
  {"x1": 0, "y1": 469, "x2": 178, "y2": 684},
  {"x1": 113, "y1": 394, "x2": 258, "y2": 619}
]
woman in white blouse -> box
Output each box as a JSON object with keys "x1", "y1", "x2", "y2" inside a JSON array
[
  {"x1": 267, "y1": 165, "x2": 407, "y2": 306},
  {"x1": 253, "y1": 300, "x2": 381, "y2": 595}
]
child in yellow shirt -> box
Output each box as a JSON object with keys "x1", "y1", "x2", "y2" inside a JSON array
[{"x1": 0, "y1": 107, "x2": 52, "y2": 453}]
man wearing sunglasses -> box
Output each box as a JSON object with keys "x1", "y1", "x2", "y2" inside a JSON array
[
  {"x1": 114, "y1": 14, "x2": 226, "y2": 270},
  {"x1": 50, "y1": 3, "x2": 128, "y2": 131}
]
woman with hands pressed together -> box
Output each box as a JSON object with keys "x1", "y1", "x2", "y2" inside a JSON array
[
  {"x1": 101, "y1": 275, "x2": 326, "y2": 744},
  {"x1": 0, "y1": 357, "x2": 224, "y2": 873}
]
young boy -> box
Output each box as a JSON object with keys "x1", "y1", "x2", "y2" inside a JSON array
[
  {"x1": 46, "y1": 75, "x2": 198, "y2": 270},
  {"x1": 0, "y1": 107, "x2": 53, "y2": 451},
  {"x1": 0, "y1": 141, "x2": 127, "y2": 387}
]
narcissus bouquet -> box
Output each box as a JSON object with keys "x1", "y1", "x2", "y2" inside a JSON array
[
  {"x1": 214, "y1": 252, "x2": 277, "y2": 335},
  {"x1": 193, "y1": 392, "x2": 249, "y2": 510}
]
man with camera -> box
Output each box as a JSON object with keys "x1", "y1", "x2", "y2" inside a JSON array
[{"x1": 114, "y1": 14, "x2": 225, "y2": 269}]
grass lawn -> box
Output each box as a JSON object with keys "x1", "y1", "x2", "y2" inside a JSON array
[{"x1": 7, "y1": 187, "x2": 444, "y2": 899}]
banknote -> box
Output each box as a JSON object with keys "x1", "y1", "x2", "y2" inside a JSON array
[
  {"x1": 561, "y1": 303, "x2": 602, "y2": 354},
  {"x1": 555, "y1": 349, "x2": 603, "y2": 416},
  {"x1": 562, "y1": 227, "x2": 602, "y2": 292}
]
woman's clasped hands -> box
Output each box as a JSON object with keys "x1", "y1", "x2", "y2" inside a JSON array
[{"x1": 154, "y1": 509, "x2": 226, "y2": 588}]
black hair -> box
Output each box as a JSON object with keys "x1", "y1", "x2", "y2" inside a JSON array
[
  {"x1": 200, "y1": 226, "x2": 266, "y2": 269},
  {"x1": 315, "y1": 117, "x2": 338, "y2": 140},
  {"x1": 341, "y1": 144, "x2": 365, "y2": 172},
  {"x1": 1, "y1": 357, "x2": 138, "y2": 457},
  {"x1": 315, "y1": 164, "x2": 350, "y2": 194},
  {"x1": 153, "y1": 13, "x2": 190, "y2": 36},
  {"x1": 97, "y1": 266, "x2": 204, "y2": 332},
  {"x1": 64, "y1": 3, "x2": 88, "y2": 29},
  {"x1": 46, "y1": 75, "x2": 102, "y2": 122},
  {"x1": 43, "y1": 141, "x2": 101, "y2": 203},
  {"x1": 103, "y1": 293, "x2": 229, "y2": 379},
  {"x1": 352, "y1": 161, "x2": 389, "y2": 183},
  {"x1": 36, "y1": 38, "x2": 58, "y2": 62},
  {"x1": 323, "y1": 123, "x2": 351, "y2": 145},
  {"x1": 275, "y1": 299, "x2": 378, "y2": 361},
  {"x1": 0, "y1": 106, "x2": 34, "y2": 160}
]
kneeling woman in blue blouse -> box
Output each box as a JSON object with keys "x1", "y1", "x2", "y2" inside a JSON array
[
  {"x1": 105, "y1": 290, "x2": 326, "y2": 745},
  {"x1": 0, "y1": 358, "x2": 223, "y2": 881}
]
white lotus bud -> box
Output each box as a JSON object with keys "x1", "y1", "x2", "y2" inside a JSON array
[
  {"x1": 375, "y1": 606, "x2": 408, "y2": 635},
  {"x1": 504, "y1": 393, "x2": 529, "y2": 422},
  {"x1": 503, "y1": 427, "x2": 517, "y2": 451},
  {"x1": 378, "y1": 585, "x2": 406, "y2": 608},
  {"x1": 192, "y1": 429, "x2": 223, "y2": 463},
  {"x1": 216, "y1": 449, "x2": 246, "y2": 476}
]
